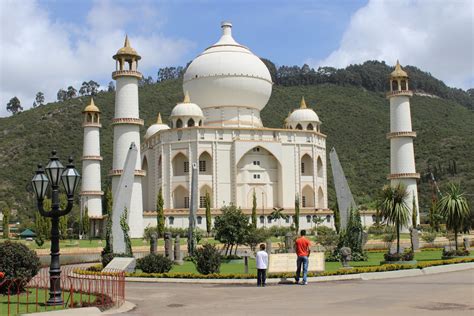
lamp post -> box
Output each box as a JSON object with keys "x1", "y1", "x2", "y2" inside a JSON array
[{"x1": 31, "y1": 150, "x2": 80, "y2": 306}]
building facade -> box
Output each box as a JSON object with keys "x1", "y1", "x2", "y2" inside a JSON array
[{"x1": 140, "y1": 22, "x2": 331, "y2": 231}]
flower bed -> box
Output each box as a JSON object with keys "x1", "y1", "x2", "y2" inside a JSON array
[{"x1": 73, "y1": 257, "x2": 474, "y2": 279}]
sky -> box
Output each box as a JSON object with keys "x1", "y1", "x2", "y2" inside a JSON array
[{"x1": 0, "y1": 0, "x2": 473, "y2": 117}]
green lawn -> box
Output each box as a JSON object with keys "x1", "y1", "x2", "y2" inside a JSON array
[
  {"x1": 141, "y1": 250, "x2": 469, "y2": 275},
  {"x1": 0, "y1": 288, "x2": 97, "y2": 316}
]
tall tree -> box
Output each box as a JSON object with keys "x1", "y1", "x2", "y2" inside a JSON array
[
  {"x1": 251, "y1": 190, "x2": 257, "y2": 229},
  {"x1": 66, "y1": 86, "x2": 77, "y2": 99},
  {"x1": 156, "y1": 188, "x2": 165, "y2": 237},
  {"x1": 59, "y1": 194, "x2": 68, "y2": 240},
  {"x1": 103, "y1": 187, "x2": 113, "y2": 254},
  {"x1": 412, "y1": 197, "x2": 418, "y2": 228},
  {"x1": 6, "y1": 96, "x2": 23, "y2": 114},
  {"x1": 107, "y1": 81, "x2": 115, "y2": 92},
  {"x1": 294, "y1": 194, "x2": 300, "y2": 233},
  {"x1": 35, "y1": 92, "x2": 45, "y2": 107},
  {"x1": 2, "y1": 205, "x2": 10, "y2": 239},
  {"x1": 57, "y1": 89, "x2": 67, "y2": 101},
  {"x1": 214, "y1": 205, "x2": 251, "y2": 255},
  {"x1": 379, "y1": 184, "x2": 411, "y2": 253},
  {"x1": 205, "y1": 191, "x2": 212, "y2": 236},
  {"x1": 82, "y1": 207, "x2": 90, "y2": 238},
  {"x1": 437, "y1": 183, "x2": 470, "y2": 250}
]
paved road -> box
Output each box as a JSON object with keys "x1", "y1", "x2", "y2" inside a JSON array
[{"x1": 119, "y1": 270, "x2": 474, "y2": 316}]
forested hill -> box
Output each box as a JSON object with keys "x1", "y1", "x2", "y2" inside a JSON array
[{"x1": 0, "y1": 61, "x2": 473, "y2": 223}]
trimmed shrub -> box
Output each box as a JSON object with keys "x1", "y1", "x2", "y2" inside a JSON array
[
  {"x1": 383, "y1": 249, "x2": 414, "y2": 262},
  {"x1": 0, "y1": 241, "x2": 41, "y2": 293},
  {"x1": 137, "y1": 254, "x2": 173, "y2": 273},
  {"x1": 442, "y1": 248, "x2": 469, "y2": 259},
  {"x1": 194, "y1": 244, "x2": 221, "y2": 275},
  {"x1": 421, "y1": 231, "x2": 437, "y2": 245},
  {"x1": 367, "y1": 224, "x2": 385, "y2": 235}
]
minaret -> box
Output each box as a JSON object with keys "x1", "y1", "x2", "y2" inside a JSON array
[
  {"x1": 80, "y1": 98, "x2": 104, "y2": 237},
  {"x1": 387, "y1": 61, "x2": 420, "y2": 225},
  {"x1": 110, "y1": 36, "x2": 144, "y2": 238}
]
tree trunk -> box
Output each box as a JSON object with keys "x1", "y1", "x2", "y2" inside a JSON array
[
  {"x1": 455, "y1": 230, "x2": 458, "y2": 250},
  {"x1": 397, "y1": 219, "x2": 400, "y2": 254},
  {"x1": 229, "y1": 244, "x2": 234, "y2": 256},
  {"x1": 235, "y1": 244, "x2": 238, "y2": 255}
]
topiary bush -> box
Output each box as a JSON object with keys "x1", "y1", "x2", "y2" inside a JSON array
[
  {"x1": 194, "y1": 244, "x2": 221, "y2": 275},
  {"x1": 383, "y1": 249, "x2": 414, "y2": 262},
  {"x1": 137, "y1": 254, "x2": 173, "y2": 273},
  {"x1": 0, "y1": 241, "x2": 41, "y2": 293},
  {"x1": 442, "y1": 248, "x2": 469, "y2": 259}
]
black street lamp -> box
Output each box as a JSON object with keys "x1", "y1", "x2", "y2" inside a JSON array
[{"x1": 31, "y1": 150, "x2": 80, "y2": 306}]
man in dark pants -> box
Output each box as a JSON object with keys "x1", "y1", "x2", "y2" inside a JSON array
[
  {"x1": 256, "y1": 243, "x2": 268, "y2": 286},
  {"x1": 295, "y1": 230, "x2": 311, "y2": 285}
]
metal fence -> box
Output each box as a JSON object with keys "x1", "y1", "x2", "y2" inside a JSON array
[{"x1": 0, "y1": 266, "x2": 125, "y2": 316}]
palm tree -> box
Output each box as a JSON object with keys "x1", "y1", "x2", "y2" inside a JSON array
[
  {"x1": 436, "y1": 183, "x2": 470, "y2": 250},
  {"x1": 379, "y1": 184, "x2": 411, "y2": 253},
  {"x1": 270, "y1": 207, "x2": 287, "y2": 226}
]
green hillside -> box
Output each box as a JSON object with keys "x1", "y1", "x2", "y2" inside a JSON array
[{"x1": 1, "y1": 79, "x2": 473, "y2": 221}]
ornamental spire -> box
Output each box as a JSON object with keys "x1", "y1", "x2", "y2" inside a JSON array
[
  {"x1": 183, "y1": 91, "x2": 191, "y2": 103},
  {"x1": 300, "y1": 96, "x2": 307, "y2": 109},
  {"x1": 157, "y1": 112, "x2": 163, "y2": 124}
]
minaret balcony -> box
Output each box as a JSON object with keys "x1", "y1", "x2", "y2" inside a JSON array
[
  {"x1": 111, "y1": 118, "x2": 144, "y2": 126},
  {"x1": 112, "y1": 70, "x2": 142, "y2": 79},
  {"x1": 386, "y1": 90, "x2": 413, "y2": 98},
  {"x1": 387, "y1": 172, "x2": 420, "y2": 180},
  {"x1": 386, "y1": 131, "x2": 417, "y2": 139},
  {"x1": 82, "y1": 122, "x2": 102, "y2": 128},
  {"x1": 109, "y1": 169, "x2": 146, "y2": 177},
  {"x1": 79, "y1": 190, "x2": 104, "y2": 196},
  {"x1": 81, "y1": 155, "x2": 103, "y2": 161}
]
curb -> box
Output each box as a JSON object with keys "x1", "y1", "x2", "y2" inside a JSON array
[
  {"x1": 102, "y1": 301, "x2": 136, "y2": 314},
  {"x1": 124, "y1": 262, "x2": 474, "y2": 285}
]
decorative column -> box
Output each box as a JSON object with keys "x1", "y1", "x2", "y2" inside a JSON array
[
  {"x1": 386, "y1": 61, "x2": 420, "y2": 225},
  {"x1": 110, "y1": 36, "x2": 144, "y2": 238},
  {"x1": 80, "y1": 98, "x2": 104, "y2": 237}
]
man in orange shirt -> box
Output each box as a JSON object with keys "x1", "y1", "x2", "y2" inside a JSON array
[{"x1": 295, "y1": 230, "x2": 311, "y2": 285}]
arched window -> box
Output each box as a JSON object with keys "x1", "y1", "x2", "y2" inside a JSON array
[
  {"x1": 317, "y1": 157, "x2": 323, "y2": 178},
  {"x1": 401, "y1": 80, "x2": 407, "y2": 90},
  {"x1": 188, "y1": 118, "x2": 195, "y2": 127},
  {"x1": 285, "y1": 217, "x2": 290, "y2": 223},
  {"x1": 326, "y1": 215, "x2": 331, "y2": 223},
  {"x1": 197, "y1": 216, "x2": 202, "y2": 225},
  {"x1": 169, "y1": 216, "x2": 174, "y2": 225},
  {"x1": 372, "y1": 215, "x2": 376, "y2": 222},
  {"x1": 392, "y1": 80, "x2": 398, "y2": 91},
  {"x1": 307, "y1": 123, "x2": 314, "y2": 131},
  {"x1": 87, "y1": 113, "x2": 92, "y2": 123},
  {"x1": 259, "y1": 216, "x2": 264, "y2": 224},
  {"x1": 306, "y1": 215, "x2": 311, "y2": 223},
  {"x1": 267, "y1": 216, "x2": 272, "y2": 224},
  {"x1": 296, "y1": 124, "x2": 303, "y2": 130},
  {"x1": 198, "y1": 120, "x2": 202, "y2": 126},
  {"x1": 176, "y1": 119, "x2": 183, "y2": 128}
]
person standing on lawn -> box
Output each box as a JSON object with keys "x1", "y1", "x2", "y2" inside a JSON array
[
  {"x1": 295, "y1": 230, "x2": 311, "y2": 285},
  {"x1": 256, "y1": 243, "x2": 269, "y2": 287}
]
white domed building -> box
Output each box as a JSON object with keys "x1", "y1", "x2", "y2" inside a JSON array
[{"x1": 140, "y1": 22, "x2": 331, "y2": 231}]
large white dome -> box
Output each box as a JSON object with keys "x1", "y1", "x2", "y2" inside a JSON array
[{"x1": 183, "y1": 22, "x2": 273, "y2": 111}]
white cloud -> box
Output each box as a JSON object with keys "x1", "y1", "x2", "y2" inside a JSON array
[
  {"x1": 0, "y1": 0, "x2": 194, "y2": 117},
  {"x1": 309, "y1": 0, "x2": 474, "y2": 90}
]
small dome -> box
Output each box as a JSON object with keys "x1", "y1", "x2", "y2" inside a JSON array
[
  {"x1": 390, "y1": 60, "x2": 408, "y2": 78},
  {"x1": 170, "y1": 92, "x2": 204, "y2": 118},
  {"x1": 145, "y1": 113, "x2": 170, "y2": 139},
  {"x1": 287, "y1": 97, "x2": 320, "y2": 124},
  {"x1": 83, "y1": 98, "x2": 100, "y2": 113},
  {"x1": 113, "y1": 35, "x2": 141, "y2": 60}
]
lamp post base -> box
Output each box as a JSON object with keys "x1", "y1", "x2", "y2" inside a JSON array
[{"x1": 47, "y1": 294, "x2": 64, "y2": 306}]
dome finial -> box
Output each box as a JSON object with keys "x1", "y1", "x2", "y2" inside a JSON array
[
  {"x1": 83, "y1": 97, "x2": 100, "y2": 113},
  {"x1": 300, "y1": 96, "x2": 307, "y2": 109},
  {"x1": 157, "y1": 112, "x2": 162, "y2": 124},
  {"x1": 221, "y1": 21, "x2": 232, "y2": 36},
  {"x1": 124, "y1": 34, "x2": 130, "y2": 47},
  {"x1": 183, "y1": 91, "x2": 191, "y2": 103}
]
